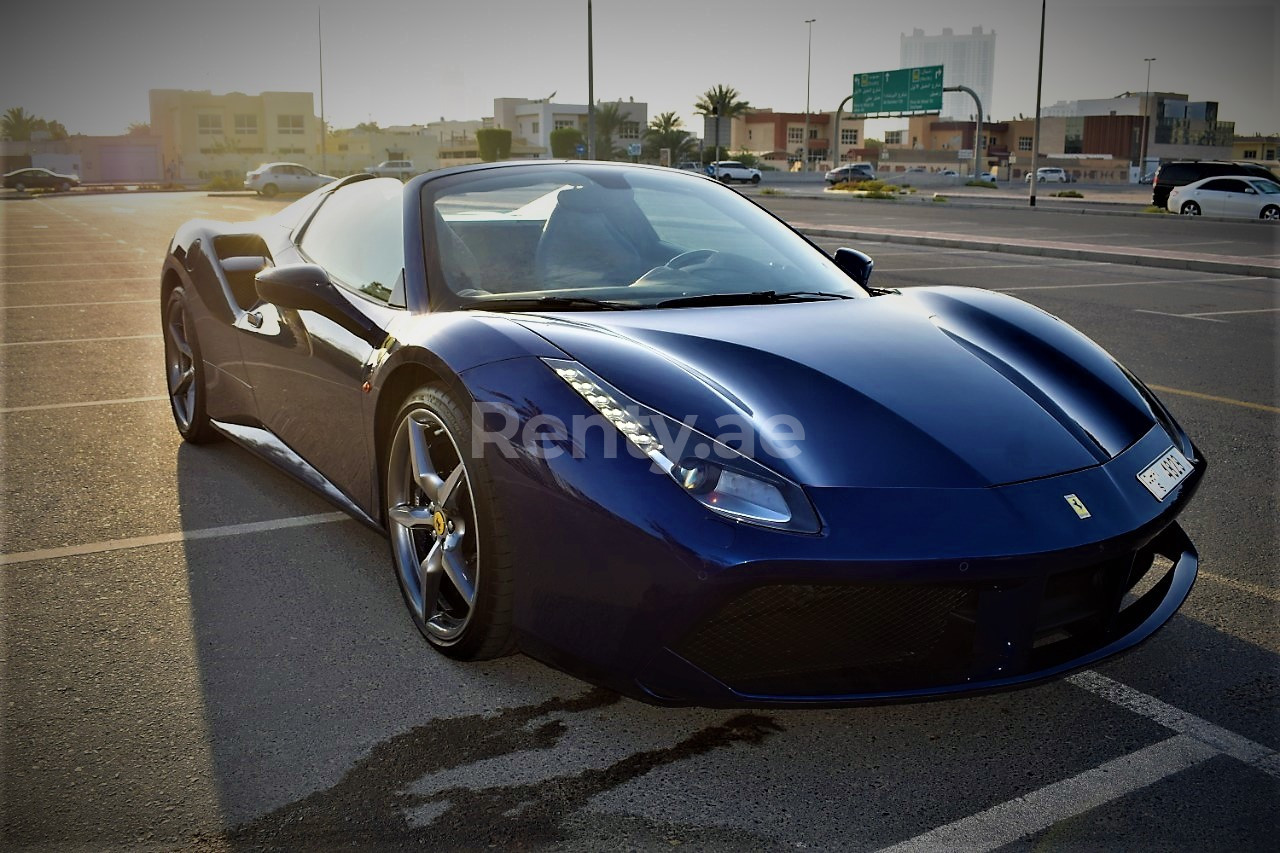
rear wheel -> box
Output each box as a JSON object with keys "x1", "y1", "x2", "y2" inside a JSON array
[
  {"x1": 13, "y1": 181, "x2": 25, "y2": 192},
  {"x1": 162, "y1": 287, "x2": 217, "y2": 443},
  {"x1": 1261, "y1": 205, "x2": 1279, "y2": 221},
  {"x1": 1180, "y1": 201, "x2": 1201, "y2": 216},
  {"x1": 261, "y1": 183, "x2": 279, "y2": 198},
  {"x1": 385, "y1": 385, "x2": 515, "y2": 660},
  {"x1": 58, "y1": 181, "x2": 70, "y2": 192},
  {"x1": 750, "y1": 174, "x2": 761, "y2": 184}
]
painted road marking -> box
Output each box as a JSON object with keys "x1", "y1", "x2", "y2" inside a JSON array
[
  {"x1": 2, "y1": 260, "x2": 158, "y2": 269},
  {"x1": 883, "y1": 671, "x2": 1280, "y2": 851},
  {"x1": 1199, "y1": 571, "x2": 1280, "y2": 604},
  {"x1": 878, "y1": 735, "x2": 1217, "y2": 852},
  {"x1": 0, "y1": 333, "x2": 161, "y2": 347},
  {"x1": 0, "y1": 395, "x2": 167, "y2": 414},
  {"x1": 0, "y1": 276, "x2": 154, "y2": 285},
  {"x1": 997, "y1": 275, "x2": 1264, "y2": 292},
  {"x1": 0, "y1": 512, "x2": 350, "y2": 567},
  {"x1": 1180, "y1": 307, "x2": 1280, "y2": 318},
  {"x1": 1146, "y1": 384, "x2": 1279, "y2": 414},
  {"x1": 0, "y1": 298, "x2": 158, "y2": 310},
  {"x1": 1068, "y1": 671, "x2": 1280, "y2": 775},
  {"x1": 1134, "y1": 309, "x2": 1228, "y2": 324}
]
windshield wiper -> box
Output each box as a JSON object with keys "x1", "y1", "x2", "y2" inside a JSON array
[
  {"x1": 461, "y1": 295, "x2": 637, "y2": 312},
  {"x1": 653, "y1": 290, "x2": 854, "y2": 309}
]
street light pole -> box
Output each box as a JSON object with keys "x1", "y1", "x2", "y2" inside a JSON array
[
  {"x1": 1028, "y1": 0, "x2": 1045, "y2": 207},
  {"x1": 317, "y1": 7, "x2": 326, "y2": 173},
  {"x1": 587, "y1": 0, "x2": 595, "y2": 159},
  {"x1": 802, "y1": 18, "x2": 815, "y2": 172},
  {"x1": 1140, "y1": 57, "x2": 1156, "y2": 176}
]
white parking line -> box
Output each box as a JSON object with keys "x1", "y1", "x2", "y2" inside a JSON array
[
  {"x1": 888, "y1": 261, "x2": 1101, "y2": 273},
  {"x1": 0, "y1": 395, "x2": 166, "y2": 414},
  {"x1": 1133, "y1": 309, "x2": 1228, "y2": 324},
  {"x1": 878, "y1": 735, "x2": 1217, "y2": 853},
  {"x1": 1180, "y1": 307, "x2": 1280, "y2": 318},
  {"x1": 1068, "y1": 671, "x2": 1279, "y2": 774},
  {"x1": 0, "y1": 298, "x2": 158, "y2": 310},
  {"x1": 0, "y1": 277, "x2": 154, "y2": 285},
  {"x1": 0, "y1": 512, "x2": 351, "y2": 567},
  {"x1": 884, "y1": 670, "x2": 1280, "y2": 851},
  {"x1": 2, "y1": 260, "x2": 157, "y2": 269},
  {"x1": 997, "y1": 275, "x2": 1263, "y2": 292},
  {"x1": 1199, "y1": 571, "x2": 1280, "y2": 604},
  {"x1": 0, "y1": 333, "x2": 160, "y2": 347}
]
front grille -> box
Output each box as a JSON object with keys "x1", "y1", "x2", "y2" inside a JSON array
[
  {"x1": 674, "y1": 583, "x2": 979, "y2": 695},
  {"x1": 675, "y1": 539, "x2": 1177, "y2": 697}
]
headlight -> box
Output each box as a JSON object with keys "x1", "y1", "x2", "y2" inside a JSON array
[{"x1": 545, "y1": 358, "x2": 820, "y2": 533}]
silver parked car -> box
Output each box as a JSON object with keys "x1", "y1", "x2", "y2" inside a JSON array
[
  {"x1": 1167, "y1": 176, "x2": 1280, "y2": 219},
  {"x1": 244, "y1": 162, "x2": 337, "y2": 197}
]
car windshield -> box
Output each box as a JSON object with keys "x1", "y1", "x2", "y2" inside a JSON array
[
  {"x1": 1252, "y1": 179, "x2": 1280, "y2": 194},
  {"x1": 421, "y1": 164, "x2": 865, "y2": 310}
]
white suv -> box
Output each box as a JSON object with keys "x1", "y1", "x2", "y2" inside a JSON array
[
  {"x1": 1025, "y1": 167, "x2": 1070, "y2": 183},
  {"x1": 365, "y1": 160, "x2": 418, "y2": 180},
  {"x1": 709, "y1": 161, "x2": 762, "y2": 185}
]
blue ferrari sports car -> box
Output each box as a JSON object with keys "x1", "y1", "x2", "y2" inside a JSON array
[{"x1": 161, "y1": 161, "x2": 1204, "y2": 705}]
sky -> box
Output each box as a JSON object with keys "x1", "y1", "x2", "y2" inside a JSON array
[{"x1": 2, "y1": 0, "x2": 1277, "y2": 139}]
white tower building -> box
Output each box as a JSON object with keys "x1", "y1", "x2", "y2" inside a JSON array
[{"x1": 900, "y1": 27, "x2": 996, "y2": 120}]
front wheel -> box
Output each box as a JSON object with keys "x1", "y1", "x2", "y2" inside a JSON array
[
  {"x1": 385, "y1": 385, "x2": 515, "y2": 659},
  {"x1": 13, "y1": 181, "x2": 25, "y2": 192},
  {"x1": 750, "y1": 174, "x2": 761, "y2": 184},
  {"x1": 1180, "y1": 201, "x2": 1201, "y2": 216},
  {"x1": 1260, "y1": 205, "x2": 1279, "y2": 221},
  {"x1": 261, "y1": 183, "x2": 279, "y2": 198},
  {"x1": 162, "y1": 287, "x2": 217, "y2": 443},
  {"x1": 58, "y1": 181, "x2": 70, "y2": 192}
]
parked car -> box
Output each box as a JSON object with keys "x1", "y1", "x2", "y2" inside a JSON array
[
  {"x1": 3, "y1": 167, "x2": 80, "y2": 192},
  {"x1": 1166, "y1": 175, "x2": 1280, "y2": 219},
  {"x1": 365, "y1": 160, "x2": 418, "y2": 181},
  {"x1": 1025, "y1": 167, "x2": 1070, "y2": 183},
  {"x1": 825, "y1": 163, "x2": 876, "y2": 185},
  {"x1": 977, "y1": 171, "x2": 996, "y2": 182},
  {"x1": 674, "y1": 161, "x2": 702, "y2": 172},
  {"x1": 937, "y1": 169, "x2": 960, "y2": 178},
  {"x1": 159, "y1": 162, "x2": 1205, "y2": 706},
  {"x1": 244, "y1": 162, "x2": 337, "y2": 197},
  {"x1": 1151, "y1": 160, "x2": 1278, "y2": 208},
  {"x1": 905, "y1": 166, "x2": 926, "y2": 173},
  {"x1": 1139, "y1": 171, "x2": 1156, "y2": 185},
  {"x1": 709, "y1": 160, "x2": 762, "y2": 184}
]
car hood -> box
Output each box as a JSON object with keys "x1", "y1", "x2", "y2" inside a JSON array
[{"x1": 508, "y1": 287, "x2": 1162, "y2": 489}]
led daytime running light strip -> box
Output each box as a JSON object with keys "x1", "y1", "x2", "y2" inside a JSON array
[{"x1": 550, "y1": 364, "x2": 666, "y2": 457}]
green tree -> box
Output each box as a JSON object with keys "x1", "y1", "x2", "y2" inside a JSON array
[
  {"x1": 642, "y1": 112, "x2": 694, "y2": 163},
  {"x1": 127, "y1": 121, "x2": 151, "y2": 136},
  {"x1": 550, "y1": 126, "x2": 585, "y2": 158},
  {"x1": 694, "y1": 85, "x2": 750, "y2": 162},
  {"x1": 475, "y1": 128, "x2": 512, "y2": 161},
  {"x1": 355, "y1": 121, "x2": 380, "y2": 132},
  {"x1": 591, "y1": 101, "x2": 626, "y2": 160},
  {"x1": 2, "y1": 107, "x2": 40, "y2": 141}
]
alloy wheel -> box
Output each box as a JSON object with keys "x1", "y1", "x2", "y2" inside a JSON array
[
  {"x1": 387, "y1": 408, "x2": 480, "y2": 644},
  {"x1": 164, "y1": 298, "x2": 197, "y2": 431}
]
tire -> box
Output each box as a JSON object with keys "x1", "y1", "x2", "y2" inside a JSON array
[
  {"x1": 384, "y1": 385, "x2": 515, "y2": 660},
  {"x1": 58, "y1": 181, "x2": 70, "y2": 192},
  {"x1": 162, "y1": 286, "x2": 217, "y2": 443},
  {"x1": 750, "y1": 174, "x2": 761, "y2": 184},
  {"x1": 1180, "y1": 201, "x2": 1201, "y2": 216},
  {"x1": 261, "y1": 183, "x2": 279, "y2": 198},
  {"x1": 14, "y1": 182, "x2": 25, "y2": 192},
  {"x1": 1261, "y1": 205, "x2": 1280, "y2": 221},
  {"x1": 719, "y1": 173, "x2": 732, "y2": 184}
]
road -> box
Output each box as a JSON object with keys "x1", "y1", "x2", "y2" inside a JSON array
[{"x1": 2, "y1": 191, "x2": 1277, "y2": 851}]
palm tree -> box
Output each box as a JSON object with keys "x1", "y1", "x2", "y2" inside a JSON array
[
  {"x1": 642, "y1": 112, "x2": 694, "y2": 163},
  {"x1": 2, "y1": 107, "x2": 40, "y2": 141},
  {"x1": 591, "y1": 100, "x2": 627, "y2": 161},
  {"x1": 694, "y1": 85, "x2": 751, "y2": 163}
]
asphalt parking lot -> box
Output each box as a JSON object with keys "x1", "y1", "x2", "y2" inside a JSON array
[{"x1": 2, "y1": 191, "x2": 1277, "y2": 851}]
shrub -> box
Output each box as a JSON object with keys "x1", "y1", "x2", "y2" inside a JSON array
[
  {"x1": 476, "y1": 128, "x2": 513, "y2": 162},
  {"x1": 1053, "y1": 190, "x2": 1083, "y2": 198},
  {"x1": 550, "y1": 127, "x2": 584, "y2": 158},
  {"x1": 203, "y1": 175, "x2": 242, "y2": 191},
  {"x1": 932, "y1": 195, "x2": 948, "y2": 202},
  {"x1": 966, "y1": 180, "x2": 997, "y2": 188},
  {"x1": 1143, "y1": 205, "x2": 1169, "y2": 214},
  {"x1": 758, "y1": 187, "x2": 783, "y2": 195}
]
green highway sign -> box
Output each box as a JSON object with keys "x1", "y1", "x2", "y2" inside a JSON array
[{"x1": 851, "y1": 65, "x2": 944, "y2": 117}]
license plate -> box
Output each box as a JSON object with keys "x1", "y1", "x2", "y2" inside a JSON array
[{"x1": 1137, "y1": 447, "x2": 1192, "y2": 501}]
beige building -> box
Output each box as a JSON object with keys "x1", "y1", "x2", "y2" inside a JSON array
[{"x1": 149, "y1": 89, "x2": 323, "y2": 182}]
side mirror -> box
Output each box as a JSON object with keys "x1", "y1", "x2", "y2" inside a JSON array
[
  {"x1": 255, "y1": 264, "x2": 384, "y2": 345},
  {"x1": 832, "y1": 247, "x2": 875, "y2": 288}
]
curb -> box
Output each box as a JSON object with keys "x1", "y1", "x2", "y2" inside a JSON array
[{"x1": 796, "y1": 225, "x2": 1280, "y2": 279}]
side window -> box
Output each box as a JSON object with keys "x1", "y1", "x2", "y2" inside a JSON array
[
  {"x1": 300, "y1": 178, "x2": 404, "y2": 304},
  {"x1": 1221, "y1": 180, "x2": 1250, "y2": 193},
  {"x1": 1199, "y1": 179, "x2": 1233, "y2": 192}
]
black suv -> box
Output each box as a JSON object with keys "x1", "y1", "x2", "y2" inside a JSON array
[{"x1": 1152, "y1": 160, "x2": 1278, "y2": 207}]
